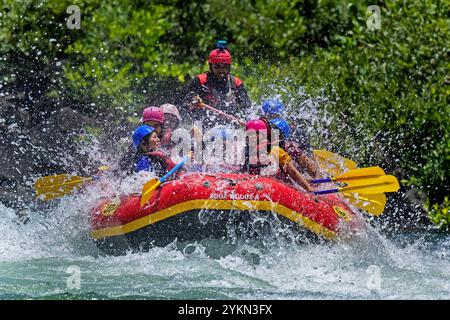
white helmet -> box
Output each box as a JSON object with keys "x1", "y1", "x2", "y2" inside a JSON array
[{"x1": 160, "y1": 103, "x2": 181, "y2": 122}]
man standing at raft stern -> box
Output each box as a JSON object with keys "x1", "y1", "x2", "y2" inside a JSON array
[{"x1": 181, "y1": 40, "x2": 252, "y2": 130}]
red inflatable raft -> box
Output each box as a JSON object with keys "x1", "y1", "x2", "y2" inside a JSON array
[{"x1": 90, "y1": 172, "x2": 359, "y2": 254}]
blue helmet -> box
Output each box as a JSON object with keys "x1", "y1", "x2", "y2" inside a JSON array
[
  {"x1": 269, "y1": 118, "x2": 292, "y2": 139},
  {"x1": 132, "y1": 125, "x2": 155, "y2": 149},
  {"x1": 262, "y1": 99, "x2": 284, "y2": 116}
]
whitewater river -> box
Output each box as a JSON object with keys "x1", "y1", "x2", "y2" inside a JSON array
[{"x1": 1, "y1": 187, "x2": 449, "y2": 300}]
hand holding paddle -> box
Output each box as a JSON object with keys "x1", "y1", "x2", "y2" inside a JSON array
[
  {"x1": 190, "y1": 95, "x2": 245, "y2": 126},
  {"x1": 140, "y1": 153, "x2": 192, "y2": 208},
  {"x1": 199, "y1": 101, "x2": 245, "y2": 126}
]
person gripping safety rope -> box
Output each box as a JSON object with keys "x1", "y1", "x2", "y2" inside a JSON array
[
  {"x1": 181, "y1": 40, "x2": 251, "y2": 130},
  {"x1": 241, "y1": 119, "x2": 314, "y2": 192},
  {"x1": 132, "y1": 125, "x2": 177, "y2": 175}
]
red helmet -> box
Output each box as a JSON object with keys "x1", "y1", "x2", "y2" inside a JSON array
[
  {"x1": 209, "y1": 48, "x2": 232, "y2": 65},
  {"x1": 245, "y1": 119, "x2": 267, "y2": 131},
  {"x1": 141, "y1": 106, "x2": 165, "y2": 124}
]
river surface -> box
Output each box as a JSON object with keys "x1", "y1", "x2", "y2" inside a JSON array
[{"x1": 1, "y1": 184, "x2": 449, "y2": 300}]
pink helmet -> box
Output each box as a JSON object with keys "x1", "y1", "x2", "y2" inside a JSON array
[
  {"x1": 141, "y1": 106, "x2": 165, "y2": 124},
  {"x1": 160, "y1": 103, "x2": 181, "y2": 122},
  {"x1": 245, "y1": 119, "x2": 267, "y2": 131}
]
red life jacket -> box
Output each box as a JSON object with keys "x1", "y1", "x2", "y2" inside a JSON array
[
  {"x1": 197, "y1": 73, "x2": 243, "y2": 110},
  {"x1": 241, "y1": 145, "x2": 269, "y2": 175},
  {"x1": 197, "y1": 73, "x2": 243, "y2": 87}
]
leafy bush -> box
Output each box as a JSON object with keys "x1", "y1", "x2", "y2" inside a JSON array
[
  {"x1": 427, "y1": 197, "x2": 450, "y2": 230},
  {"x1": 1, "y1": 0, "x2": 449, "y2": 228}
]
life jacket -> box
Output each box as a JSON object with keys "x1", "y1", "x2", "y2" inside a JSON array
[
  {"x1": 197, "y1": 73, "x2": 243, "y2": 110},
  {"x1": 242, "y1": 157, "x2": 287, "y2": 181},
  {"x1": 241, "y1": 143, "x2": 266, "y2": 175},
  {"x1": 269, "y1": 146, "x2": 291, "y2": 182},
  {"x1": 198, "y1": 73, "x2": 243, "y2": 87},
  {"x1": 242, "y1": 145, "x2": 292, "y2": 181}
]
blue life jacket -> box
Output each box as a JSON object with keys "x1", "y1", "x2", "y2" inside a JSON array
[
  {"x1": 134, "y1": 151, "x2": 176, "y2": 176},
  {"x1": 135, "y1": 155, "x2": 154, "y2": 173}
]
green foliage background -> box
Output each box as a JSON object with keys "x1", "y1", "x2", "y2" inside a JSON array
[{"x1": 1, "y1": 0, "x2": 449, "y2": 226}]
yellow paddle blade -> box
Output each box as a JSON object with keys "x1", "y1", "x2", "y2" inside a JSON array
[
  {"x1": 340, "y1": 175, "x2": 400, "y2": 195},
  {"x1": 342, "y1": 175, "x2": 393, "y2": 188},
  {"x1": 334, "y1": 166, "x2": 386, "y2": 182},
  {"x1": 343, "y1": 192, "x2": 387, "y2": 215},
  {"x1": 313, "y1": 149, "x2": 358, "y2": 177},
  {"x1": 34, "y1": 174, "x2": 92, "y2": 201},
  {"x1": 140, "y1": 178, "x2": 161, "y2": 208}
]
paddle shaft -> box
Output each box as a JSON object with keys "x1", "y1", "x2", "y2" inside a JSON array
[
  {"x1": 312, "y1": 174, "x2": 386, "y2": 184},
  {"x1": 160, "y1": 155, "x2": 190, "y2": 183},
  {"x1": 200, "y1": 102, "x2": 245, "y2": 126},
  {"x1": 314, "y1": 188, "x2": 340, "y2": 195},
  {"x1": 140, "y1": 154, "x2": 191, "y2": 207}
]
